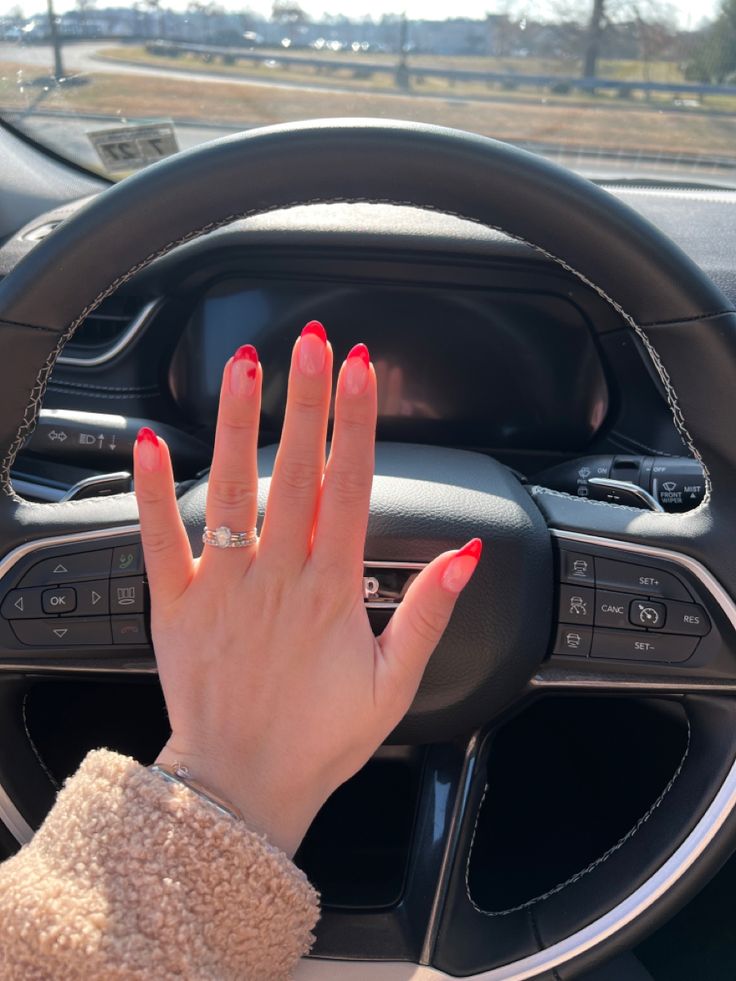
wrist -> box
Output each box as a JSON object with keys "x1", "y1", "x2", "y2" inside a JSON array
[{"x1": 154, "y1": 744, "x2": 321, "y2": 857}]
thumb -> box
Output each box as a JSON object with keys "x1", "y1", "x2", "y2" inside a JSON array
[{"x1": 378, "y1": 538, "x2": 483, "y2": 693}]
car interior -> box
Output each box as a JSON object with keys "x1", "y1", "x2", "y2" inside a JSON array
[{"x1": 4, "y1": 4, "x2": 736, "y2": 978}]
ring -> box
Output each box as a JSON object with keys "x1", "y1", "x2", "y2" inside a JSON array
[{"x1": 202, "y1": 525, "x2": 258, "y2": 549}]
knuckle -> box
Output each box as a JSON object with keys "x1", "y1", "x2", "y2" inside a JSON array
[
  {"x1": 290, "y1": 387, "x2": 325, "y2": 412},
  {"x1": 410, "y1": 602, "x2": 448, "y2": 646},
  {"x1": 220, "y1": 414, "x2": 259, "y2": 437},
  {"x1": 329, "y1": 465, "x2": 371, "y2": 506},
  {"x1": 135, "y1": 485, "x2": 165, "y2": 508},
  {"x1": 278, "y1": 458, "x2": 322, "y2": 496},
  {"x1": 208, "y1": 479, "x2": 256, "y2": 512},
  {"x1": 142, "y1": 530, "x2": 176, "y2": 557}
]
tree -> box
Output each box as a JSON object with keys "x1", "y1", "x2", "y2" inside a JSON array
[
  {"x1": 75, "y1": 0, "x2": 96, "y2": 33},
  {"x1": 583, "y1": 0, "x2": 606, "y2": 77},
  {"x1": 271, "y1": 0, "x2": 307, "y2": 26},
  {"x1": 686, "y1": 0, "x2": 736, "y2": 83}
]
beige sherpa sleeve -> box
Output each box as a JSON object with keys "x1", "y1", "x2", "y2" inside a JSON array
[{"x1": 0, "y1": 748, "x2": 319, "y2": 980}]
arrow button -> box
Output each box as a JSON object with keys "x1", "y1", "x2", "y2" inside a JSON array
[
  {"x1": 1, "y1": 589, "x2": 44, "y2": 620},
  {"x1": 74, "y1": 580, "x2": 109, "y2": 616},
  {"x1": 10, "y1": 618, "x2": 113, "y2": 647}
]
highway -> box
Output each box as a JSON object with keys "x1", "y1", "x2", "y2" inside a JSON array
[{"x1": 2, "y1": 42, "x2": 736, "y2": 185}]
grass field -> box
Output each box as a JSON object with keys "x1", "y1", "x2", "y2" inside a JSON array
[
  {"x1": 96, "y1": 44, "x2": 701, "y2": 108},
  {"x1": 3, "y1": 54, "x2": 736, "y2": 164}
]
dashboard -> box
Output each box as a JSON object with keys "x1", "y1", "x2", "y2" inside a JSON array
[{"x1": 2, "y1": 186, "x2": 734, "y2": 503}]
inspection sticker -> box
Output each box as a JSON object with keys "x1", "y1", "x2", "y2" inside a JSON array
[{"x1": 88, "y1": 122, "x2": 179, "y2": 173}]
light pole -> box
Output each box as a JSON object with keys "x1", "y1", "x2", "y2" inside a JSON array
[{"x1": 46, "y1": 0, "x2": 65, "y2": 81}]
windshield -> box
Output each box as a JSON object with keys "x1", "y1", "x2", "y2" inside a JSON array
[{"x1": 1, "y1": 0, "x2": 733, "y2": 186}]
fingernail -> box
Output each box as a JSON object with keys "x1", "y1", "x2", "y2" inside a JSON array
[
  {"x1": 441, "y1": 538, "x2": 483, "y2": 594},
  {"x1": 136, "y1": 426, "x2": 160, "y2": 472},
  {"x1": 229, "y1": 344, "x2": 258, "y2": 397},
  {"x1": 298, "y1": 320, "x2": 327, "y2": 376},
  {"x1": 343, "y1": 343, "x2": 370, "y2": 396}
]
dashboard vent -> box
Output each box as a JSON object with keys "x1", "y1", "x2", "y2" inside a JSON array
[{"x1": 58, "y1": 297, "x2": 160, "y2": 367}]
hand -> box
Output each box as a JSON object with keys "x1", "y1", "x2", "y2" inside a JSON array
[{"x1": 134, "y1": 322, "x2": 482, "y2": 856}]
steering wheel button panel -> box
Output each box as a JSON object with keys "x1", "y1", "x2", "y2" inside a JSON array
[
  {"x1": 629, "y1": 598, "x2": 667, "y2": 630},
  {"x1": 591, "y1": 628, "x2": 698, "y2": 663},
  {"x1": 10, "y1": 618, "x2": 113, "y2": 647},
  {"x1": 18, "y1": 549, "x2": 113, "y2": 587},
  {"x1": 595, "y1": 590, "x2": 642, "y2": 630},
  {"x1": 595, "y1": 556, "x2": 691, "y2": 601},
  {"x1": 558, "y1": 584, "x2": 595, "y2": 625},
  {"x1": 553, "y1": 624, "x2": 593, "y2": 657}
]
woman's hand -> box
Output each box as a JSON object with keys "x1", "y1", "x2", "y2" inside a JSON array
[{"x1": 133, "y1": 322, "x2": 481, "y2": 857}]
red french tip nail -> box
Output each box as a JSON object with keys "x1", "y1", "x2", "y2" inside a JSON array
[
  {"x1": 301, "y1": 320, "x2": 327, "y2": 342},
  {"x1": 136, "y1": 426, "x2": 157, "y2": 445},
  {"x1": 347, "y1": 342, "x2": 370, "y2": 366},
  {"x1": 457, "y1": 538, "x2": 483, "y2": 561},
  {"x1": 234, "y1": 343, "x2": 258, "y2": 363}
]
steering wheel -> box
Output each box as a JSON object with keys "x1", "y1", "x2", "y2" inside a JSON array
[{"x1": 1, "y1": 119, "x2": 736, "y2": 979}]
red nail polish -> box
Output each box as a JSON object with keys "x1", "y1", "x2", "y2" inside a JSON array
[
  {"x1": 136, "y1": 427, "x2": 160, "y2": 472},
  {"x1": 457, "y1": 538, "x2": 483, "y2": 561},
  {"x1": 347, "y1": 342, "x2": 370, "y2": 366},
  {"x1": 137, "y1": 426, "x2": 157, "y2": 446},
  {"x1": 301, "y1": 320, "x2": 327, "y2": 342},
  {"x1": 234, "y1": 343, "x2": 258, "y2": 364}
]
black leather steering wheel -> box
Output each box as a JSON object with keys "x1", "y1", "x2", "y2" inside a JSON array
[{"x1": 1, "y1": 119, "x2": 736, "y2": 978}]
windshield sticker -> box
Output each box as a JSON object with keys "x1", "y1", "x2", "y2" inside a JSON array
[{"x1": 87, "y1": 123, "x2": 179, "y2": 174}]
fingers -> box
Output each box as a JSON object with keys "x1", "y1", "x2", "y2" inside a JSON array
[
  {"x1": 203, "y1": 345, "x2": 262, "y2": 565},
  {"x1": 311, "y1": 344, "x2": 377, "y2": 576},
  {"x1": 134, "y1": 428, "x2": 193, "y2": 607},
  {"x1": 378, "y1": 539, "x2": 483, "y2": 693},
  {"x1": 258, "y1": 322, "x2": 333, "y2": 563}
]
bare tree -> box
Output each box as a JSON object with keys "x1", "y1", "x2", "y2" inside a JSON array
[{"x1": 75, "y1": 0, "x2": 96, "y2": 34}]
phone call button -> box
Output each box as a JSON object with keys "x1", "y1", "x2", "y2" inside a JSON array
[
  {"x1": 111, "y1": 615, "x2": 149, "y2": 646},
  {"x1": 111, "y1": 545, "x2": 144, "y2": 577}
]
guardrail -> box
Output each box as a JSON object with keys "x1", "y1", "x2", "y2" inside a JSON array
[{"x1": 145, "y1": 41, "x2": 736, "y2": 98}]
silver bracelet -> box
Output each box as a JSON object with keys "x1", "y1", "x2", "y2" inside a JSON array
[{"x1": 149, "y1": 763, "x2": 242, "y2": 822}]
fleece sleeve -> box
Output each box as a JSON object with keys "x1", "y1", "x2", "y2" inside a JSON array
[{"x1": 0, "y1": 749, "x2": 319, "y2": 980}]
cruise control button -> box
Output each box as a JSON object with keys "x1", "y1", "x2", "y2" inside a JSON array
[
  {"x1": 111, "y1": 615, "x2": 150, "y2": 645},
  {"x1": 1, "y1": 588, "x2": 44, "y2": 620},
  {"x1": 72, "y1": 580, "x2": 110, "y2": 616},
  {"x1": 110, "y1": 576, "x2": 146, "y2": 614},
  {"x1": 11, "y1": 618, "x2": 112, "y2": 647},
  {"x1": 595, "y1": 557, "x2": 691, "y2": 601},
  {"x1": 19, "y1": 549, "x2": 112, "y2": 587},
  {"x1": 559, "y1": 550, "x2": 595, "y2": 586},
  {"x1": 629, "y1": 599, "x2": 667, "y2": 630},
  {"x1": 558, "y1": 584, "x2": 594, "y2": 625},
  {"x1": 661, "y1": 600, "x2": 711, "y2": 636},
  {"x1": 111, "y1": 544, "x2": 144, "y2": 577},
  {"x1": 553, "y1": 624, "x2": 592, "y2": 656},
  {"x1": 595, "y1": 590, "x2": 640, "y2": 630},
  {"x1": 591, "y1": 629, "x2": 697, "y2": 663}
]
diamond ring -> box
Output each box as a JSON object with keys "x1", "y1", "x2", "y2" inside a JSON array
[{"x1": 202, "y1": 525, "x2": 258, "y2": 549}]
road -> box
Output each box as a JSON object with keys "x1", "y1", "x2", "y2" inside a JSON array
[{"x1": 2, "y1": 42, "x2": 736, "y2": 186}]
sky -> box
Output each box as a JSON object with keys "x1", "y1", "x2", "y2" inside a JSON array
[{"x1": 12, "y1": 0, "x2": 721, "y2": 29}]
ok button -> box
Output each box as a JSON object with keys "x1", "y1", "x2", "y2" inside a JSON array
[{"x1": 42, "y1": 587, "x2": 76, "y2": 615}]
